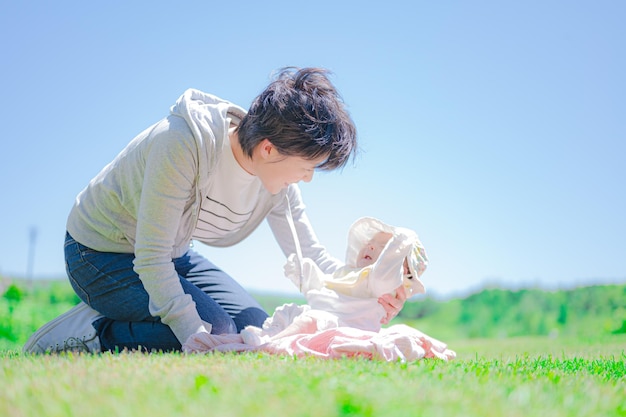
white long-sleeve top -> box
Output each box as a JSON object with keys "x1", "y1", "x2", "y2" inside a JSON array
[{"x1": 67, "y1": 89, "x2": 342, "y2": 344}]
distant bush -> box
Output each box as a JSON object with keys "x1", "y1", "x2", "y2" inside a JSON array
[
  {"x1": 399, "y1": 284, "x2": 626, "y2": 339},
  {"x1": 3, "y1": 284, "x2": 25, "y2": 303},
  {"x1": 0, "y1": 279, "x2": 80, "y2": 350}
]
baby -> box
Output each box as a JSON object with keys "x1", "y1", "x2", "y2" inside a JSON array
[
  {"x1": 285, "y1": 217, "x2": 427, "y2": 299},
  {"x1": 242, "y1": 217, "x2": 428, "y2": 345}
]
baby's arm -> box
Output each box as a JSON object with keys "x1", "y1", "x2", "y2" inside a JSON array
[{"x1": 368, "y1": 231, "x2": 413, "y2": 296}]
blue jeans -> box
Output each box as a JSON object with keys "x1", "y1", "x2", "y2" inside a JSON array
[{"x1": 64, "y1": 232, "x2": 268, "y2": 352}]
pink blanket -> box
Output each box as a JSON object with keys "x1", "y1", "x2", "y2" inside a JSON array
[{"x1": 184, "y1": 323, "x2": 456, "y2": 362}]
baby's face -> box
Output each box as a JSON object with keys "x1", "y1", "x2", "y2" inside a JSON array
[{"x1": 356, "y1": 232, "x2": 392, "y2": 268}]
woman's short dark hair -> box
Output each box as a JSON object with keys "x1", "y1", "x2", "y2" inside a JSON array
[{"x1": 237, "y1": 67, "x2": 357, "y2": 171}]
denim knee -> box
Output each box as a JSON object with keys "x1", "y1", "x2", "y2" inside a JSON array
[
  {"x1": 232, "y1": 307, "x2": 269, "y2": 332},
  {"x1": 206, "y1": 313, "x2": 237, "y2": 335}
]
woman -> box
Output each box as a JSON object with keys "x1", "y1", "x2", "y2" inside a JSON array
[{"x1": 24, "y1": 67, "x2": 407, "y2": 353}]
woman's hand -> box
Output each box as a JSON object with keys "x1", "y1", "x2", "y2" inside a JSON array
[
  {"x1": 378, "y1": 285, "x2": 408, "y2": 324},
  {"x1": 181, "y1": 322, "x2": 213, "y2": 353}
]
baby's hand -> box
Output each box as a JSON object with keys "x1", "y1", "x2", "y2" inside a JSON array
[{"x1": 394, "y1": 229, "x2": 413, "y2": 242}]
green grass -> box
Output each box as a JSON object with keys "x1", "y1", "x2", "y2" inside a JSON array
[
  {"x1": 2, "y1": 335, "x2": 625, "y2": 417},
  {"x1": 3, "y1": 279, "x2": 626, "y2": 417}
]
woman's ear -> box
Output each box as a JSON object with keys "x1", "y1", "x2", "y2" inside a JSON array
[{"x1": 258, "y1": 138, "x2": 275, "y2": 160}]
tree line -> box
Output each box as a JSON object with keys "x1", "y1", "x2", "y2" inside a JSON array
[{"x1": 400, "y1": 284, "x2": 626, "y2": 339}]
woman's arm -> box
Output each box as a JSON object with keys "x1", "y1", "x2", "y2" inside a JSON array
[
  {"x1": 132, "y1": 122, "x2": 207, "y2": 345},
  {"x1": 267, "y1": 185, "x2": 344, "y2": 275}
]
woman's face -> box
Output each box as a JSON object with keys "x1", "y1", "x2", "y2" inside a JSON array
[
  {"x1": 356, "y1": 232, "x2": 393, "y2": 268},
  {"x1": 253, "y1": 140, "x2": 326, "y2": 195}
]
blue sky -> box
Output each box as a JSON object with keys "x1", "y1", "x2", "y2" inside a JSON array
[{"x1": 1, "y1": 1, "x2": 624, "y2": 297}]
